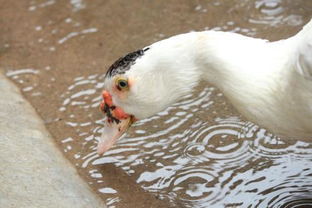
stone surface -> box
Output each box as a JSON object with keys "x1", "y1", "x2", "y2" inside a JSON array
[{"x1": 0, "y1": 72, "x2": 106, "y2": 208}]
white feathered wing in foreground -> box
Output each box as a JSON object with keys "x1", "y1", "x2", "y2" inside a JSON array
[{"x1": 97, "y1": 19, "x2": 312, "y2": 154}]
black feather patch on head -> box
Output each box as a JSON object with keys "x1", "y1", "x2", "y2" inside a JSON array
[{"x1": 105, "y1": 47, "x2": 150, "y2": 78}]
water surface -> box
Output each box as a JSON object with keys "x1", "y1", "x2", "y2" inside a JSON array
[{"x1": 1, "y1": 0, "x2": 312, "y2": 207}]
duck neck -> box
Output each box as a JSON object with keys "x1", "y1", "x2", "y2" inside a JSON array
[
  {"x1": 194, "y1": 31, "x2": 277, "y2": 90},
  {"x1": 151, "y1": 31, "x2": 275, "y2": 95},
  {"x1": 150, "y1": 31, "x2": 288, "y2": 125},
  {"x1": 147, "y1": 30, "x2": 312, "y2": 138}
]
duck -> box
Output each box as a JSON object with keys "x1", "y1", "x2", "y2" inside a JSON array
[{"x1": 97, "y1": 18, "x2": 312, "y2": 155}]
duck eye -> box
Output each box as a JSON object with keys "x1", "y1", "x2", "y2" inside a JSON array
[{"x1": 116, "y1": 78, "x2": 129, "y2": 90}]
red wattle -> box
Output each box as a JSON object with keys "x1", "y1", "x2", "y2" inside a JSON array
[{"x1": 113, "y1": 107, "x2": 129, "y2": 120}]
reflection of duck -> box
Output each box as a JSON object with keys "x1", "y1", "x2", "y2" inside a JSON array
[{"x1": 97, "y1": 19, "x2": 312, "y2": 154}]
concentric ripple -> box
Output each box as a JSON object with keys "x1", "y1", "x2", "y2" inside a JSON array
[
  {"x1": 187, "y1": 118, "x2": 251, "y2": 162},
  {"x1": 8, "y1": 1, "x2": 310, "y2": 207},
  {"x1": 169, "y1": 167, "x2": 221, "y2": 207},
  {"x1": 252, "y1": 164, "x2": 312, "y2": 208},
  {"x1": 248, "y1": 128, "x2": 312, "y2": 159},
  {"x1": 248, "y1": 0, "x2": 305, "y2": 27},
  {"x1": 280, "y1": 199, "x2": 312, "y2": 208},
  {"x1": 56, "y1": 73, "x2": 312, "y2": 208}
]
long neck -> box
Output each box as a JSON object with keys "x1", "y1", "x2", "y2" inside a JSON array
[
  {"x1": 148, "y1": 31, "x2": 305, "y2": 136},
  {"x1": 195, "y1": 31, "x2": 288, "y2": 91},
  {"x1": 150, "y1": 31, "x2": 287, "y2": 100}
]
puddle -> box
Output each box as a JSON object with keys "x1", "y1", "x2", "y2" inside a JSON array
[{"x1": 1, "y1": 0, "x2": 312, "y2": 207}]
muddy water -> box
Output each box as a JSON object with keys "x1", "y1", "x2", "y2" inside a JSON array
[{"x1": 1, "y1": 0, "x2": 312, "y2": 207}]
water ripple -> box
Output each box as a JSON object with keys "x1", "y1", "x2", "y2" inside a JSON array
[
  {"x1": 249, "y1": 0, "x2": 304, "y2": 27},
  {"x1": 6, "y1": 0, "x2": 311, "y2": 207},
  {"x1": 57, "y1": 73, "x2": 312, "y2": 207}
]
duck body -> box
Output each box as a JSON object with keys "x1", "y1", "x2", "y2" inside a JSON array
[
  {"x1": 98, "y1": 19, "x2": 312, "y2": 154},
  {"x1": 196, "y1": 28, "x2": 312, "y2": 139}
]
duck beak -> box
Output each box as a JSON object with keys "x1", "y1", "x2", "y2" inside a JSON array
[
  {"x1": 97, "y1": 90, "x2": 135, "y2": 155},
  {"x1": 97, "y1": 116, "x2": 134, "y2": 155}
]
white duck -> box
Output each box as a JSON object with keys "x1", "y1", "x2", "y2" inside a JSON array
[{"x1": 97, "y1": 19, "x2": 312, "y2": 154}]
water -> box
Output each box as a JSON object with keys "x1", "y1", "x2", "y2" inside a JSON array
[
  {"x1": 2, "y1": 0, "x2": 312, "y2": 207},
  {"x1": 58, "y1": 77, "x2": 312, "y2": 208}
]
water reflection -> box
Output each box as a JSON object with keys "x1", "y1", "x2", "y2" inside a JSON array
[{"x1": 28, "y1": 0, "x2": 56, "y2": 11}]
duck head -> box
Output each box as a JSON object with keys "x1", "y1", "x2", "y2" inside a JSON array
[{"x1": 97, "y1": 40, "x2": 200, "y2": 154}]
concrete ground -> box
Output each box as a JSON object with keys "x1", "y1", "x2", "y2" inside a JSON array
[{"x1": 0, "y1": 72, "x2": 106, "y2": 208}]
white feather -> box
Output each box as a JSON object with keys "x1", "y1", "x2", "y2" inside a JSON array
[{"x1": 106, "y1": 18, "x2": 312, "y2": 139}]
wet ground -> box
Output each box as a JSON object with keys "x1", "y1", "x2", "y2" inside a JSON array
[{"x1": 1, "y1": 0, "x2": 312, "y2": 207}]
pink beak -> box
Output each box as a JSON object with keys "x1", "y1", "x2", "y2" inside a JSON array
[
  {"x1": 97, "y1": 90, "x2": 135, "y2": 155},
  {"x1": 97, "y1": 117, "x2": 133, "y2": 154}
]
